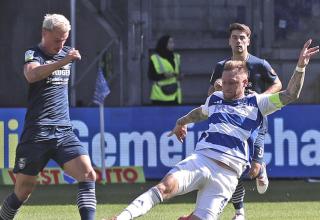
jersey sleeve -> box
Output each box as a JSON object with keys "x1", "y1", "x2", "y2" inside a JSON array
[
  {"x1": 209, "y1": 62, "x2": 224, "y2": 85},
  {"x1": 24, "y1": 49, "x2": 41, "y2": 64},
  {"x1": 256, "y1": 93, "x2": 284, "y2": 116},
  {"x1": 201, "y1": 95, "x2": 211, "y2": 116},
  {"x1": 260, "y1": 59, "x2": 278, "y2": 83},
  {"x1": 252, "y1": 117, "x2": 268, "y2": 164}
]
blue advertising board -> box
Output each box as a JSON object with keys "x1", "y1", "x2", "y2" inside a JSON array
[{"x1": 0, "y1": 106, "x2": 319, "y2": 178}]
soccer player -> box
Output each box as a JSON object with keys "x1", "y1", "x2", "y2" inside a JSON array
[
  {"x1": 213, "y1": 23, "x2": 281, "y2": 220},
  {"x1": 0, "y1": 14, "x2": 96, "y2": 220},
  {"x1": 104, "y1": 39, "x2": 318, "y2": 220},
  {"x1": 180, "y1": 23, "x2": 283, "y2": 220}
]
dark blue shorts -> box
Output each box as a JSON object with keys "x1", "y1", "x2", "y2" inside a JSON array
[{"x1": 13, "y1": 125, "x2": 88, "y2": 176}]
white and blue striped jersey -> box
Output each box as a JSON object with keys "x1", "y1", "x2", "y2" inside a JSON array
[{"x1": 196, "y1": 91, "x2": 282, "y2": 177}]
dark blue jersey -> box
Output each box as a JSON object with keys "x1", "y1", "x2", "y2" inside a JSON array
[
  {"x1": 210, "y1": 54, "x2": 278, "y2": 94},
  {"x1": 23, "y1": 46, "x2": 72, "y2": 127}
]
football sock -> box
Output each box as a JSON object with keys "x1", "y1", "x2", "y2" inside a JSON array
[
  {"x1": 232, "y1": 181, "x2": 245, "y2": 210},
  {"x1": 0, "y1": 193, "x2": 23, "y2": 220},
  {"x1": 117, "y1": 187, "x2": 163, "y2": 220},
  {"x1": 235, "y1": 208, "x2": 245, "y2": 216},
  {"x1": 77, "y1": 181, "x2": 96, "y2": 220}
]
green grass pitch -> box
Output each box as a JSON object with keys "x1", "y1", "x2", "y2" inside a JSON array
[{"x1": 0, "y1": 180, "x2": 320, "y2": 220}]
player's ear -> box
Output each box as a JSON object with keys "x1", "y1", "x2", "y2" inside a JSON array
[
  {"x1": 243, "y1": 78, "x2": 249, "y2": 88},
  {"x1": 42, "y1": 29, "x2": 49, "y2": 38},
  {"x1": 247, "y1": 37, "x2": 251, "y2": 47}
]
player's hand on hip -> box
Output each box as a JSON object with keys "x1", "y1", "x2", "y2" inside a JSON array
[
  {"x1": 167, "y1": 124, "x2": 187, "y2": 143},
  {"x1": 297, "y1": 39, "x2": 319, "y2": 68}
]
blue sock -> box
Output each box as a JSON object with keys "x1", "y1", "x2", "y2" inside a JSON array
[
  {"x1": 77, "y1": 181, "x2": 96, "y2": 220},
  {"x1": 0, "y1": 193, "x2": 23, "y2": 220},
  {"x1": 233, "y1": 201, "x2": 244, "y2": 210}
]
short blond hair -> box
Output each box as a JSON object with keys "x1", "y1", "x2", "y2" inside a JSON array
[
  {"x1": 224, "y1": 60, "x2": 248, "y2": 77},
  {"x1": 42, "y1": 14, "x2": 71, "y2": 32}
]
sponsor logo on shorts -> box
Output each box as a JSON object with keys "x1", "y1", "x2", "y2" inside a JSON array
[{"x1": 17, "y1": 158, "x2": 27, "y2": 170}]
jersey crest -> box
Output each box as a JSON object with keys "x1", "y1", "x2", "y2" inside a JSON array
[{"x1": 25, "y1": 50, "x2": 35, "y2": 62}]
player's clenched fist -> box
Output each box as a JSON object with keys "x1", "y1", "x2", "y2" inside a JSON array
[{"x1": 66, "y1": 48, "x2": 81, "y2": 61}]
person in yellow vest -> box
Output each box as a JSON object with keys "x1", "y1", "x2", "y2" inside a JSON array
[{"x1": 148, "y1": 35, "x2": 182, "y2": 105}]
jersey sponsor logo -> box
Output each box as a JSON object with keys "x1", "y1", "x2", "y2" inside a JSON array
[
  {"x1": 47, "y1": 69, "x2": 70, "y2": 85},
  {"x1": 24, "y1": 50, "x2": 35, "y2": 62},
  {"x1": 212, "y1": 100, "x2": 223, "y2": 104},
  {"x1": 211, "y1": 103, "x2": 257, "y2": 120}
]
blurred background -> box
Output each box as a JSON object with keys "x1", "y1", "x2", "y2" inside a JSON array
[{"x1": 1, "y1": 0, "x2": 320, "y2": 107}]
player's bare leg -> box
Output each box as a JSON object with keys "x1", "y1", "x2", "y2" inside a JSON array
[{"x1": 0, "y1": 174, "x2": 37, "y2": 220}]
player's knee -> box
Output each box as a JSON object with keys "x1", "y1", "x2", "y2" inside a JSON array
[
  {"x1": 84, "y1": 169, "x2": 96, "y2": 182},
  {"x1": 156, "y1": 175, "x2": 178, "y2": 199},
  {"x1": 14, "y1": 186, "x2": 34, "y2": 202},
  {"x1": 14, "y1": 175, "x2": 37, "y2": 202}
]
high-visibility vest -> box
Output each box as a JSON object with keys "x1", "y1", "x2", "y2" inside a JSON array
[{"x1": 150, "y1": 53, "x2": 182, "y2": 103}]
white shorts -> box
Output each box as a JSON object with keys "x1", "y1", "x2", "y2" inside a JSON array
[{"x1": 168, "y1": 153, "x2": 238, "y2": 220}]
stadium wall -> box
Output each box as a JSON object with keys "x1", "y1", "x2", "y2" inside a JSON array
[{"x1": 0, "y1": 107, "x2": 319, "y2": 179}]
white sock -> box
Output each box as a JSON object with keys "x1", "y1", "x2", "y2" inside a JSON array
[
  {"x1": 236, "y1": 208, "x2": 245, "y2": 216},
  {"x1": 117, "y1": 187, "x2": 163, "y2": 220},
  {"x1": 116, "y1": 210, "x2": 132, "y2": 220}
]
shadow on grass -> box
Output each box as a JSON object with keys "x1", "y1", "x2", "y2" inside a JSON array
[{"x1": 0, "y1": 180, "x2": 319, "y2": 205}]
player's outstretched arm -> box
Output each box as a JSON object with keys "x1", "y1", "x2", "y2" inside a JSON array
[
  {"x1": 176, "y1": 106, "x2": 208, "y2": 126},
  {"x1": 279, "y1": 39, "x2": 319, "y2": 106},
  {"x1": 168, "y1": 107, "x2": 208, "y2": 142}
]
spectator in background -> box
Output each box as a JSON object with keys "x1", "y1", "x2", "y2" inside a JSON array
[{"x1": 148, "y1": 35, "x2": 182, "y2": 105}]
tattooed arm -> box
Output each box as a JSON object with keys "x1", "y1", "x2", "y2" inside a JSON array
[
  {"x1": 176, "y1": 107, "x2": 208, "y2": 126},
  {"x1": 168, "y1": 107, "x2": 208, "y2": 142},
  {"x1": 279, "y1": 39, "x2": 319, "y2": 105},
  {"x1": 278, "y1": 69, "x2": 305, "y2": 105}
]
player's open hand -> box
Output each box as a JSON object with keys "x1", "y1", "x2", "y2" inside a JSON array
[
  {"x1": 297, "y1": 39, "x2": 319, "y2": 68},
  {"x1": 167, "y1": 124, "x2": 187, "y2": 143}
]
